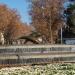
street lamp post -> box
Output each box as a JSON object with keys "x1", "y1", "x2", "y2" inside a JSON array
[{"x1": 61, "y1": 27, "x2": 63, "y2": 44}]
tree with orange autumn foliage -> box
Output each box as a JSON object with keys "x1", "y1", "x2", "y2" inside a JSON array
[
  {"x1": 10, "y1": 22, "x2": 32, "y2": 40},
  {"x1": 29, "y1": 0, "x2": 65, "y2": 44},
  {"x1": 0, "y1": 4, "x2": 21, "y2": 44},
  {"x1": 0, "y1": 4, "x2": 31, "y2": 44}
]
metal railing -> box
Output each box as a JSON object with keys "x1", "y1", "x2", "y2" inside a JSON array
[{"x1": 0, "y1": 45, "x2": 75, "y2": 66}]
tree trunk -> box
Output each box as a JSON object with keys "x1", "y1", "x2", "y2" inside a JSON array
[{"x1": 50, "y1": 25, "x2": 53, "y2": 44}]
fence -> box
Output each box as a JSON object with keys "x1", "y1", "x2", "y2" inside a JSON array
[{"x1": 0, "y1": 45, "x2": 75, "y2": 66}]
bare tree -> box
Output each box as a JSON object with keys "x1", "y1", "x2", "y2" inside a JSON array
[{"x1": 29, "y1": 0, "x2": 65, "y2": 44}]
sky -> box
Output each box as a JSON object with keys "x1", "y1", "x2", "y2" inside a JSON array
[
  {"x1": 0, "y1": 0, "x2": 74, "y2": 25},
  {"x1": 0, "y1": 0, "x2": 31, "y2": 24}
]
